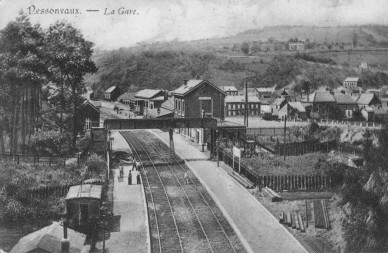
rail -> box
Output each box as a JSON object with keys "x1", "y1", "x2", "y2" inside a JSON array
[
  {"x1": 121, "y1": 132, "x2": 184, "y2": 253},
  {"x1": 142, "y1": 131, "x2": 239, "y2": 253}
]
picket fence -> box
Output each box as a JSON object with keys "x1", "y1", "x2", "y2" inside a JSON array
[
  {"x1": 0, "y1": 153, "x2": 66, "y2": 166},
  {"x1": 274, "y1": 140, "x2": 337, "y2": 156},
  {"x1": 28, "y1": 184, "x2": 73, "y2": 200}
]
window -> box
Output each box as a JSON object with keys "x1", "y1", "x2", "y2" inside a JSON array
[
  {"x1": 150, "y1": 101, "x2": 154, "y2": 109},
  {"x1": 242, "y1": 104, "x2": 245, "y2": 109},
  {"x1": 85, "y1": 118, "x2": 91, "y2": 130},
  {"x1": 145, "y1": 100, "x2": 149, "y2": 108},
  {"x1": 228, "y1": 104, "x2": 232, "y2": 109},
  {"x1": 182, "y1": 101, "x2": 185, "y2": 115}
]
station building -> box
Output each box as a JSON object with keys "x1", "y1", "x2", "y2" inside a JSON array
[{"x1": 171, "y1": 79, "x2": 226, "y2": 145}]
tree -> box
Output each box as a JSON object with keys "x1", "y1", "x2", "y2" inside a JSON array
[
  {"x1": 45, "y1": 22, "x2": 97, "y2": 150},
  {"x1": 240, "y1": 42, "x2": 249, "y2": 55},
  {"x1": 0, "y1": 12, "x2": 47, "y2": 154},
  {"x1": 301, "y1": 80, "x2": 311, "y2": 96}
]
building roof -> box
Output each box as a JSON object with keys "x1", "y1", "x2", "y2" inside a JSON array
[
  {"x1": 80, "y1": 101, "x2": 100, "y2": 113},
  {"x1": 172, "y1": 79, "x2": 226, "y2": 96},
  {"x1": 105, "y1": 86, "x2": 117, "y2": 93},
  {"x1": 357, "y1": 93, "x2": 377, "y2": 105},
  {"x1": 66, "y1": 184, "x2": 102, "y2": 200},
  {"x1": 288, "y1": 102, "x2": 306, "y2": 112},
  {"x1": 225, "y1": 95, "x2": 260, "y2": 103},
  {"x1": 309, "y1": 92, "x2": 336, "y2": 103},
  {"x1": 334, "y1": 94, "x2": 357, "y2": 105},
  {"x1": 344, "y1": 77, "x2": 360, "y2": 82},
  {"x1": 10, "y1": 222, "x2": 86, "y2": 253},
  {"x1": 257, "y1": 85, "x2": 276, "y2": 93},
  {"x1": 281, "y1": 89, "x2": 289, "y2": 96},
  {"x1": 220, "y1": 86, "x2": 238, "y2": 92},
  {"x1": 147, "y1": 107, "x2": 175, "y2": 118},
  {"x1": 117, "y1": 92, "x2": 136, "y2": 102},
  {"x1": 135, "y1": 89, "x2": 163, "y2": 99},
  {"x1": 362, "y1": 106, "x2": 374, "y2": 112},
  {"x1": 151, "y1": 96, "x2": 165, "y2": 101},
  {"x1": 161, "y1": 97, "x2": 174, "y2": 111},
  {"x1": 271, "y1": 97, "x2": 287, "y2": 106}
]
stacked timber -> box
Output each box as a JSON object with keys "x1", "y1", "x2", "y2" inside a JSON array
[
  {"x1": 228, "y1": 171, "x2": 255, "y2": 189},
  {"x1": 279, "y1": 212, "x2": 306, "y2": 233}
]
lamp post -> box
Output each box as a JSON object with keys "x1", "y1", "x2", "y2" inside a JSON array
[{"x1": 100, "y1": 201, "x2": 108, "y2": 253}]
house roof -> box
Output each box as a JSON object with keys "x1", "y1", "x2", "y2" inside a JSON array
[
  {"x1": 288, "y1": 102, "x2": 306, "y2": 112},
  {"x1": 105, "y1": 86, "x2": 117, "y2": 93},
  {"x1": 117, "y1": 92, "x2": 136, "y2": 102},
  {"x1": 151, "y1": 96, "x2": 165, "y2": 101},
  {"x1": 66, "y1": 184, "x2": 102, "y2": 200},
  {"x1": 220, "y1": 86, "x2": 238, "y2": 92},
  {"x1": 147, "y1": 107, "x2": 175, "y2": 118},
  {"x1": 161, "y1": 97, "x2": 174, "y2": 111},
  {"x1": 362, "y1": 106, "x2": 374, "y2": 112},
  {"x1": 80, "y1": 101, "x2": 100, "y2": 113},
  {"x1": 271, "y1": 97, "x2": 287, "y2": 106},
  {"x1": 135, "y1": 89, "x2": 163, "y2": 99},
  {"x1": 334, "y1": 94, "x2": 357, "y2": 105},
  {"x1": 225, "y1": 95, "x2": 260, "y2": 103},
  {"x1": 281, "y1": 89, "x2": 289, "y2": 96},
  {"x1": 309, "y1": 92, "x2": 336, "y2": 103},
  {"x1": 172, "y1": 79, "x2": 226, "y2": 96},
  {"x1": 10, "y1": 222, "x2": 86, "y2": 253},
  {"x1": 374, "y1": 108, "x2": 388, "y2": 115},
  {"x1": 357, "y1": 93, "x2": 377, "y2": 105},
  {"x1": 257, "y1": 85, "x2": 276, "y2": 93},
  {"x1": 344, "y1": 77, "x2": 360, "y2": 82}
]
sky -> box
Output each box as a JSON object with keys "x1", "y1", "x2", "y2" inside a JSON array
[{"x1": 0, "y1": 0, "x2": 388, "y2": 50}]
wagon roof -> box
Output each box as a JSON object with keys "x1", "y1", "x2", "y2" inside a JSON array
[{"x1": 66, "y1": 184, "x2": 102, "y2": 200}]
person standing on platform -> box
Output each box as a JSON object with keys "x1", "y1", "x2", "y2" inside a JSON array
[
  {"x1": 184, "y1": 171, "x2": 189, "y2": 185},
  {"x1": 136, "y1": 169, "x2": 141, "y2": 184},
  {"x1": 128, "y1": 169, "x2": 132, "y2": 185},
  {"x1": 132, "y1": 158, "x2": 137, "y2": 171}
]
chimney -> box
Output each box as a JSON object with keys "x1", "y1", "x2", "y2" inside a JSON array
[
  {"x1": 61, "y1": 222, "x2": 70, "y2": 253},
  {"x1": 184, "y1": 80, "x2": 188, "y2": 85}
]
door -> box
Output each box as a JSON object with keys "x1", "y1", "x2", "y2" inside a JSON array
[{"x1": 80, "y1": 203, "x2": 89, "y2": 223}]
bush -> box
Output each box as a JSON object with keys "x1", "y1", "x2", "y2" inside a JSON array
[{"x1": 30, "y1": 130, "x2": 72, "y2": 156}]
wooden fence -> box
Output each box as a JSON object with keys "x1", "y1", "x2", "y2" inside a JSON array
[
  {"x1": 0, "y1": 153, "x2": 66, "y2": 166},
  {"x1": 28, "y1": 184, "x2": 73, "y2": 200},
  {"x1": 274, "y1": 140, "x2": 337, "y2": 156},
  {"x1": 219, "y1": 149, "x2": 332, "y2": 191}
]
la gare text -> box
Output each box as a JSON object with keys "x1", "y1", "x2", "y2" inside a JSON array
[{"x1": 104, "y1": 8, "x2": 138, "y2": 15}]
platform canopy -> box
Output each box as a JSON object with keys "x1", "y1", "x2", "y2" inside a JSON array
[{"x1": 104, "y1": 117, "x2": 218, "y2": 130}]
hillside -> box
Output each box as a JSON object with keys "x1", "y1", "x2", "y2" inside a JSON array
[{"x1": 86, "y1": 25, "x2": 388, "y2": 96}]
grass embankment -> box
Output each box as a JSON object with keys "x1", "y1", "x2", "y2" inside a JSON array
[{"x1": 0, "y1": 154, "x2": 107, "y2": 226}]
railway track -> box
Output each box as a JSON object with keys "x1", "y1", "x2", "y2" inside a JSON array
[{"x1": 120, "y1": 130, "x2": 245, "y2": 253}]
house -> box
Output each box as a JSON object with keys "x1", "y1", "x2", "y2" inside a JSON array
[
  {"x1": 260, "y1": 99, "x2": 272, "y2": 114},
  {"x1": 220, "y1": 86, "x2": 238, "y2": 96},
  {"x1": 66, "y1": 184, "x2": 102, "y2": 225},
  {"x1": 10, "y1": 222, "x2": 86, "y2": 253},
  {"x1": 270, "y1": 97, "x2": 288, "y2": 114},
  {"x1": 257, "y1": 85, "x2": 276, "y2": 98},
  {"x1": 77, "y1": 101, "x2": 101, "y2": 131},
  {"x1": 343, "y1": 77, "x2": 362, "y2": 89},
  {"x1": 117, "y1": 92, "x2": 136, "y2": 105},
  {"x1": 225, "y1": 95, "x2": 260, "y2": 117},
  {"x1": 356, "y1": 93, "x2": 381, "y2": 108},
  {"x1": 361, "y1": 106, "x2": 374, "y2": 121},
  {"x1": 104, "y1": 86, "x2": 121, "y2": 101},
  {"x1": 288, "y1": 42, "x2": 305, "y2": 51},
  {"x1": 334, "y1": 93, "x2": 358, "y2": 118},
  {"x1": 276, "y1": 102, "x2": 306, "y2": 121},
  {"x1": 134, "y1": 89, "x2": 166, "y2": 116},
  {"x1": 309, "y1": 92, "x2": 336, "y2": 117},
  {"x1": 171, "y1": 79, "x2": 226, "y2": 144}
]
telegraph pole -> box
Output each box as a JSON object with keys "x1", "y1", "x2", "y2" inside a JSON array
[
  {"x1": 283, "y1": 115, "x2": 287, "y2": 160},
  {"x1": 245, "y1": 80, "x2": 249, "y2": 127}
]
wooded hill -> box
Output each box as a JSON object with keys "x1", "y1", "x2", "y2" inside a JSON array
[{"x1": 87, "y1": 25, "x2": 388, "y2": 96}]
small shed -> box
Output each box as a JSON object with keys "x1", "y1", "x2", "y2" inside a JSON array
[{"x1": 66, "y1": 184, "x2": 102, "y2": 224}]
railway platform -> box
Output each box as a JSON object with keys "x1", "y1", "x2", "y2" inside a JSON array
[
  {"x1": 151, "y1": 129, "x2": 308, "y2": 253},
  {"x1": 96, "y1": 131, "x2": 149, "y2": 253}
]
